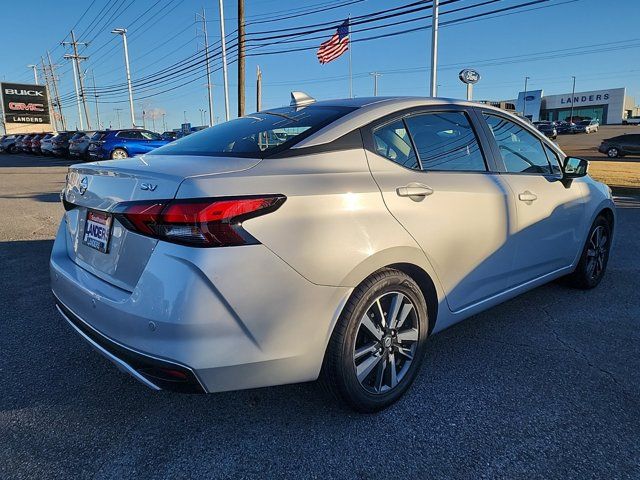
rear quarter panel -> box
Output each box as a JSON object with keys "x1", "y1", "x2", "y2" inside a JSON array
[{"x1": 176, "y1": 149, "x2": 443, "y2": 291}]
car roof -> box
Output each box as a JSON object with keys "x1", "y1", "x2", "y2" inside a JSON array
[{"x1": 290, "y1": 96, "x2": 513, "y2": 149}]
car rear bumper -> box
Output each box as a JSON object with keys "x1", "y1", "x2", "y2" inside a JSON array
[
  {"x1": 54, "y1": 296, "x2": 206, "y2": 393},
  {"x1": 50, "y1": 219, "x2": 351, "y2": 393}
]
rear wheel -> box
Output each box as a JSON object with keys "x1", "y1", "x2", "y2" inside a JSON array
[
  {"x1": 111, "y1": 148, "x2": 128, "y2": 160},
  {"x1": 321, "y1": 269, "x2": 429, "y2": 412},
  {"x1": 564, "y1": 216, "x2": 611, "y2": 289}
]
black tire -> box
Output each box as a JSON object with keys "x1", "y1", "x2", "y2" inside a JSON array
[
  {"x1": 564, "y1": 215, "x2": 611, "y2": 289},
  {"x1": 320, "y1": 268, "x2": 429, "y2": 412},
  {"x1": 7, "y1": 145, "x2": 15, "y2": 154},
  {"x1": 607, "y1": 147, "x2": 619, "y2": 158}
]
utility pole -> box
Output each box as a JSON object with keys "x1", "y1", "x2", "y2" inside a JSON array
[
  {"x1": 112, "y1": 28, "x2": 136, "y2": 128},
  {"x1": 114, "y1": 108, "x2": 123, "y2": 129},
  {"x1": 370, "y1": 72, "x2": 382, "y2": 96},
  {"x1": 199, "y1": 108, "x2": 204, "y2": 125},
  {"x1": 522, "y1": 76, "x2": 530, "y2": 118},
  {"x1": 91, "y1": 70, "x2": 100, "y2": 130},
  {"x1": 218, "y1": 0, "x2": 230, "y2": 121},
  {"x1": 63, "y1": 31, "x2": 91, "y2": 129},
  {"x1": 142, "y1": 109, "x2": 146, "y2": 129},
  {"x1": 237, "y1": 0, "x2": 245, "y2": 117},
  {"x1": 47, "y1": 51, "x2": 66, "y2": 130},
  {"x1": 40, "y1": 57, "x2": 57, "y2": 131},
  {"x1": 184, "y1": 110, "x2": 187, "y2": 123},
  {"x1": 162, "y1": 113, "x2": 166, "y2": 132},
  {"x1": 64, "y1": 52, "x2": 84, "y2": 130},
  {"x1": 430, "y1": 0, "x2": 439, "y2": 97},
  {"x1": 196, "y1": 9, "x2": 214, "y2": 127},
  {"x1": 27, "y1": 65, "x2": 39, "y2": 85},
  {"x1": 569, "y1": 76, "x2": 576, "y2": 123},
  {"x1": 256, "y1": 65, "x2": 262, "y2": 112}
]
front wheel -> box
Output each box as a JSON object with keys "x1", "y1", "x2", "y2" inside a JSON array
[
  {"x1": 110, "y1": 148, "x2": 128, "y2": 160},
  {"x1": 564, "y1": 215, "x2": 612, "y2": 289},
  {"x1": 321, "y1": 269, "x2": 429, "y2": 412},
  {"x1": 607, "y1": 147, "x2": 619, "y2": 158}
]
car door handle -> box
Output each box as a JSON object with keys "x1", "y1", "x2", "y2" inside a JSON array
[
  {"x1": 518, "y1": 191, "x2": 538, "y2": 203},
  {"x1": 396, "y1": 184, "x2": 434, "y2": 198}
]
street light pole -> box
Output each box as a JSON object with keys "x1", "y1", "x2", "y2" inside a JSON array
[
  {"x1": 91, "y1": 70, "x2": 100, "y2": 129},
  {"x1": 112, "y1": 28, "x2": 135, "y2": 128},
  {"x1": 218, "y1": 0, "x2": 230, "y2": 121},
  {"x1": 429, "y1": 0, "x2": 439, "y2": 97},
  {"x1": 522, "y1": 76, "x2": 530, "y2": 119},
  {"x1": 27, "y1": 65, "x2": 39, "y2": 85},
  {"x1": 369, "y1": 72, "x2": 381, "y2": 96},
  {"x1": 162, "y1": 113, "x2": 166, "y2": 132},
  {"x1": 569, "y1": 76, "x2": 576, "y2": 123}
]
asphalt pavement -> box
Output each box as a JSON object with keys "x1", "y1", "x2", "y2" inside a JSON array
[{"x1": 1, "y1": 153, "x2": 639, "y2": 479}]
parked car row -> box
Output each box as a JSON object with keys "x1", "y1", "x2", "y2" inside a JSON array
[
  {"x1": 0, "y1": 128, "x2": 173, "y2": 160},
  {"x1": 533, "y1": 119, "x2": 600, "y2": 138}
]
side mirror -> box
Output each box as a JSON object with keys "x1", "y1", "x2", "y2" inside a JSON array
[{"x1": 563, "y1": 156, "x2": 589, "y2": 178}]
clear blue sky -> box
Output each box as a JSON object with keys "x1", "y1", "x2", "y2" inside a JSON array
[{"x1": 1, "y1": 0, "x2": 639, "y2": 131}]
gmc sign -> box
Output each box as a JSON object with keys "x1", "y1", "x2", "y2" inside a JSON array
[{"x1": 1, "y1": 82, "x2": 51, "y2": 125}]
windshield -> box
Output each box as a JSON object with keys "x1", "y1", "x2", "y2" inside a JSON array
[{"x1": 151, "y1": 105, "x2": 355, "y2": 158}]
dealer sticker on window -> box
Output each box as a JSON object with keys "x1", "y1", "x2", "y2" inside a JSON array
[{"x1": 82, "y1": 210, "x2": 112, "y2": 253}]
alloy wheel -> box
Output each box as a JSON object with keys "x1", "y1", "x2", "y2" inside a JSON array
[
  {"x1": 607, "y1": 148, "x2": 618, "y2": 158},
  {"x1": 112, "y1": 149, "x2": 128, "y2": 159},
  {"x1": 586, "y1": 225, "x2": 608, "y2": 281},
  {"x1": 353, "y1": 292, "x2": 419, "y2": 394}
]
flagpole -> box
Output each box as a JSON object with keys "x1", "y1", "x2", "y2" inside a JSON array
[{"x1": 348, "y1": 14, "x2": 353, "y2": 98}]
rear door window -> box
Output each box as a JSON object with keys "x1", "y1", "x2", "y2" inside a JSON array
[{"x1": 404, "y1": 111, "x2": 487, "y2": 172}]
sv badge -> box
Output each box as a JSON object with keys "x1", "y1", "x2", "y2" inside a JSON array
[{"x1": 140, "y1": 183, "x2": 157, "y2": 191}]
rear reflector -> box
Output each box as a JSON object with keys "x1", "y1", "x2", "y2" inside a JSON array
[{"x1": 113, "y1": 195, "x2": 285, "y2": 247}]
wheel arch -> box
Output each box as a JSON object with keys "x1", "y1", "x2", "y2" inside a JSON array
[{"x1": 598, "y1": 206, "x2": 615, "y2": 235}]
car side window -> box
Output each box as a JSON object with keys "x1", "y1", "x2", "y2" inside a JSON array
[
  {"x1": 483, "y1": 113, "x2": 552, "y2": 174},
  {"x1": 404, "y1": 111, "x2": 487, "y2": 172},
  {"x1": 544, "y1": 144, "x2": 562, "y2": 175},
  {"x1": 372, "y1": 120, "x2": 419, "y2": 169},
  {"x1": 118, "y1": 131, "x2": 143, "y2": 140}
]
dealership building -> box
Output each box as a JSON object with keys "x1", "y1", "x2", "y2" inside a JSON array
[{"x1": 507, "y1": 87, "x2": 639, "y2": 124}]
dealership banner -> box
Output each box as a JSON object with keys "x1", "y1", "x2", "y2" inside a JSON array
[{"x1": 1, "y1": 82, "x2": 52, "y2": 130}]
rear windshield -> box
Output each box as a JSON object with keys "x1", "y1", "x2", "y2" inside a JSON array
[{"x1": 151, "y1": 105, "x2": 355, "y2": 158}]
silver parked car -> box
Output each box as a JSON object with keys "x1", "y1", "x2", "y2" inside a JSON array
[{"x1": 51, "y1": 95, "x2": 615, "y2": 411}]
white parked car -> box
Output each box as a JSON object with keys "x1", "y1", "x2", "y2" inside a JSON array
[
  {"x1": 574, "y1": 119, "x2": 600, "y2": 133},
  {"x1": 51, "y1": 95, "x2": 615, "y2": 412}
]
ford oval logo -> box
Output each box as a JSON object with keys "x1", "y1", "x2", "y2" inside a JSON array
[
  {"x1": 459, "y1": 69, "x2": 480, "y2": 85},
  {"x1": 525, "y1": 95, "x2": 536, "y2": 101}
]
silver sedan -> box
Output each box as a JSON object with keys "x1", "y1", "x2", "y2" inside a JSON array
[{"x1": 51, "y1": 95, "x2": 615, "y2": 411}]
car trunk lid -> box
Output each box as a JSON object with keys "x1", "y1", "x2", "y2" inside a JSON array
[{"x1": 63, "y1": 154, "x2": 262, "y2": 291}]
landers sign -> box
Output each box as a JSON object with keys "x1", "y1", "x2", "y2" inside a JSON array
[{"x1": 1, "y1": 82, "x2": 51, "y2": 125}]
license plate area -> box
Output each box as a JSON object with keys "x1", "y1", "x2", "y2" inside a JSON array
[{"x1": 82, "y1": 210, "x2": 113, "y2": 253}]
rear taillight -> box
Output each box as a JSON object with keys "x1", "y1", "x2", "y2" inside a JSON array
[{"x1": 113, "y1": 196, "x2": 285, "y2": 247}]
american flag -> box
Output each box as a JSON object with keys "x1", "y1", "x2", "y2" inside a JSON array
[{"x1": 316, "y1": 19, "x2": 350, "y2": 64}]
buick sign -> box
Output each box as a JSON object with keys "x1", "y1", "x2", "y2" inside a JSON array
[
  {"x1": 0, "y1": 81, "x2": 51, "y2": 125},
  {"x1": 459, "y1": 69, "x2": 480, "y2": 85}
]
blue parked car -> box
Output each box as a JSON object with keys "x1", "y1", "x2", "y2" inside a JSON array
[{"x1": 87, "y1": 129, "x2": 170, "y2": 160}]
